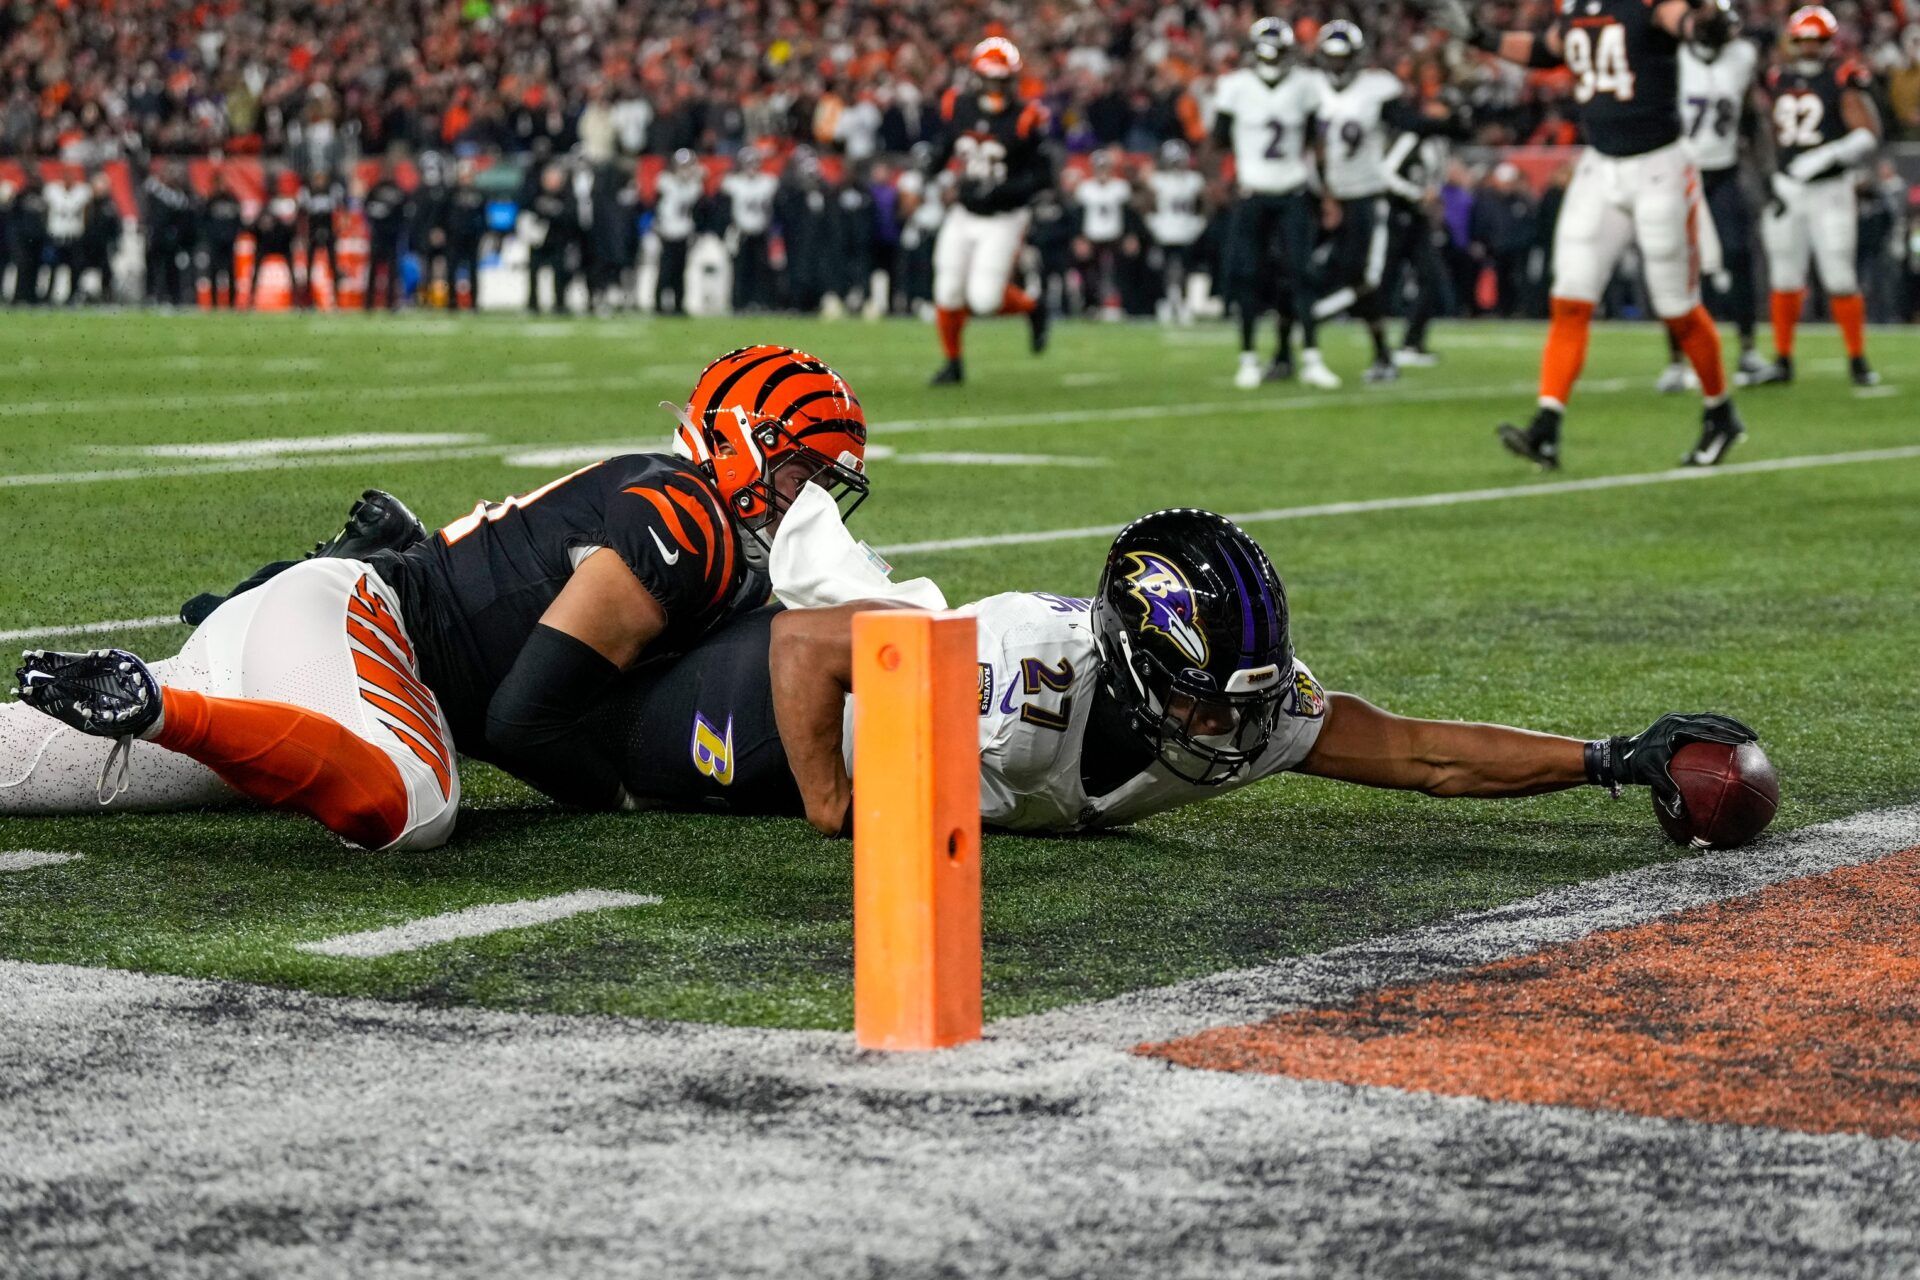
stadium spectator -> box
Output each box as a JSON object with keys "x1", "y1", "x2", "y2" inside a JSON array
[
  {"x1": 301, "y1": 169, "x2": 344, "y2": 310},
  {"x1": 201, "y1": 177, "x2": 243, "y2": 310},
  {"x1": 524, "y1": 164, "x2": 581, "y2": 315},
  {"x1": 246, "y1": 170, "x2": 297, "y2": 310},
  {"x1": 444, "y1": 162, "x2": 492, "y2": 310},
  {"x1": 141, "y1": 164, "x2": 196, "y2": 308},
  {"x1": 362, "y1": 160, "x2": 411, "y2": 312}
]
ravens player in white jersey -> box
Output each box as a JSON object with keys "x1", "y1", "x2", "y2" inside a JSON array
[
  {"x1": 1212, "y1": 18, "x2": 1339, "y2": 391},
  {"x1": 1656, "y1": 24, "x2": 1765, "y2": 391},
  {"x1": 1145, "y1": 141, "x2": 1208, "y2": 323},
  {"x1": 1422, "y1": 0, "x2": 1744, "y2": 470},
  {"x1": 1751, "y1": 5, "x2": 1883, "y2": 389},
  {"x1": 1310, "y1": 22, "x2": 1465, "y2": 386},
  {"x1": 763, "y1": 509, "x2": 1759, "y2": 838}
]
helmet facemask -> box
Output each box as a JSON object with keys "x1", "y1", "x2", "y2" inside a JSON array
[
  {"x1": 709, "y1": 409, "x2": 869, "y2": 567},
  {"x1": 1102, "y1": 626, "x2": 1286, "y2": 785}
]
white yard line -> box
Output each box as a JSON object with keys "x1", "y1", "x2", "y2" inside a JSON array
[
  {"x1": 295, "y1": 891, "x2": 661, "y2": 959},
  {"x1": 874, "y1": 443, "x2": 1920, "y2": 556},
  {"x1": 0, "y1": 615, "x2": 183, "y2": 644},
  {"x1": 102, "y1": 432, "x2": 487, "y2": 460},
  {"x1": 0, "y1": 851, "x2": 82, "y2": 872},
  {"x1": 0, "y1": 373, "x2": 662, "y2": 421}
]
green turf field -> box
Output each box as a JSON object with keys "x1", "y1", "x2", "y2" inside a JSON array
[{"x1": 2, "y1": 310, "x2": 1915, "y2": 1028}]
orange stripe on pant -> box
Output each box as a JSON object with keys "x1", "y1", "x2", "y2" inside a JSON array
[{"x1": 154, "y1": 688, "x2": 410, "y2": 850}]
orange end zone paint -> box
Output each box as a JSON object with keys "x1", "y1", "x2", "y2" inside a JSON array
[{"x1": 1143, "y1": 848, "x2": 1920, "y2": 1140}]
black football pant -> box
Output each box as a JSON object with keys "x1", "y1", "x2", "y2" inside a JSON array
[
  {"x1": 1224, "y1": 191, "x2": 1319, "y2": 356},
  {"x1": 301, "y1": 239, "x2": 338, "y2": 308},
  {"x1": 449, "y1": 241, "x2": 482, "y2": 309},
  {"x1": 364, "y1": 238, "x2": 401, "y2": 311},
  {"x1": 205, "y1": 245, "x2": 238, "y2": 308},
  {"x1": 529, "y1": 248, "x2": 571, "y2": 313},
  {"x1": 1386, "y1": 200, "x2": 1451, "y2": 351},
  {"x1": 655, "y1": 237, "x2": 689, "y2": 314},
  {"x1": 1320, "y1": 197, "x2": 1394, "y2": 362},
  {"x1": 733, "y1": 233, "x2": 772, "y2": 311},
  {"x1": 1702, "y1": 166, "x2": 1755, "y2": 344}
]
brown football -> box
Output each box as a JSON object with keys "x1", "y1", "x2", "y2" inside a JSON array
[{"x1": 1653, "y1": 740, "x2": 1780, "y2": 850}]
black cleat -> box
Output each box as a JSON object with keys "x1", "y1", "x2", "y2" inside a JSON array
[
  {"x1": 1683, "y1": 401, "x2": 1747, "y2": 467},
  {"x1": 14, "y1": 648, "x2": 162, "y2": 739},
  {"x1": 1362, "y1": 359, "x2": 1400, "y2": 385},
  {"x1": 1497, "y1": 423, "x2": 1560, "y2": 470},
  {"x1": 1028, "y1": 299, "x2": 1050, "y2": 355},
  {"x1": 1746, "y1": 356, "x2": 1793, "y2": 388},
  {"x1": 313, "y1": 489, "x2": 428, "y2": 560},
  {"x1": 929, "y1": 358, "x2": 965, "y2": 387},
  {"x1": 1262, "y1": 356, "x2": 1295, "y2": 383},
  {"x1": 1850, "y1": 356, "x2": 1880, "y2": 388}
]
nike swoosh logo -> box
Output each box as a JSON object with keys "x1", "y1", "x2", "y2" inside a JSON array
[
  {"x1": 999, "y1": 679, "x2": 1020, "y2": 716},
  {"x1": 648, "y1": 528, "x2": 681, "y2": 565},
  {"x1": 22, "y1": 670, "x2": 53, "y2": 686}
]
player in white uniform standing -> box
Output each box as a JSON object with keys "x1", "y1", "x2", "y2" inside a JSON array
[
  {"x1": 44, "y1": 173, "x2": 90, "y2": 304},
  {"x1": 720, "y1": 147, "x2": 779, "y2": 313},
  {"x1": 1656, "y1": 29, "x2": 1764, "y2": 391},
  {"x1": 1750, "y1": 5, "x2": 1883, "y2": 389},
  {"x1": 1145, "y1": 140, "x2": 1208, "y2": 323},
  {"x1": 1074, "y1": 150, "x2": 1134, "y2": 318},
  {"x1": 1309, "y1": 22, "x2": 1423, "y2": 386},
  {"x1": 769, "y1": 510, "x2": 1760, "y2": 839},
  {"x1": 1212, "y1": 18, "x2": 1339, "y2": 390},
  {"x1": 650, "y1": 150, "x2": 705, "y2": 316},
  {"x1": 1423, "y1": 0, "x2": 1744, "y2": 469}
]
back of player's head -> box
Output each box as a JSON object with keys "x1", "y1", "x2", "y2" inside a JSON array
[
  {"x1": 1785, "y1": 4, "x2": 1837, "y2": 74},
  {"x1": 673, "y1": 347, "x2": 870, "y2": 562},
  {"x1": 1091, "y1": 509, "x2": 1293, "y2": 786},
  {"x1": 1687, "y1": 0, "x2": 1738, "y2": 60},
  {"x1": 1157, "y1": 139, "x2": 1190, "y2": 170},
  {"x1": 1248, "y1": 17, "x2": 1295, "y2": 82},
  {"x1": 1316, "y1": 20, "x2": 1365, "y2": 85}
]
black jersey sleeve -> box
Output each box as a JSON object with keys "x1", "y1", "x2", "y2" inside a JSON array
[{"x1": 603, "y1": 461, "x2": 742, "y2": 627}]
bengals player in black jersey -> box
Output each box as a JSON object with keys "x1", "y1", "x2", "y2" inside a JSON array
[
  {"x1": 926, "y1": 37, "x2": 1055, "y2": 387},
  {"x1": 1421, "y1": 0, "x2": 1745, "y2": 469},
  {"x1": 11, "y1": 348, "x2": 871, "y2": 851},
  {"x1": 1751, "y1": 5, "x2": 1883, "y2": 389}
]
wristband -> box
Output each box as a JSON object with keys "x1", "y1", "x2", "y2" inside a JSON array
[{"x1": 1584, "y1": 738, "x2": 1622, "y2": 796}]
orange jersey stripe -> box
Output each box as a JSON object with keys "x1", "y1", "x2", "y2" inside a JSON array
[
  {"x1": 343, "y1": 616, "x2": 436, "y2": 706},
  {"x1": 350, "y1": 642, "x2": 438, "y2": 726},
  {"x1": 668, "y1": 485, "x2": 721, "y2": 584},
  {"x1": 350, "y1": 578, "x2": 416, "y2": 665},
  {"x1": 360, "y1": 688, "x2": 452, "y2": 775},
  {"x1": 626, "y1": 484, "x2": 700, "y2": 555},
  {"x1": 380, "y1": 717, "x2": 454, "y2": 799}
]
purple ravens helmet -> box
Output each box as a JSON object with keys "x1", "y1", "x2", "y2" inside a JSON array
[{"x1": 1092, "y1": 509, "x2": 1293, "y2": 784}]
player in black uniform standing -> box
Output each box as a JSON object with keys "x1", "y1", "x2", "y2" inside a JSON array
[
  {"x1": 299, "y1": 168, "x2": 342, "y2": 309},
  {"x1": 1422, "y1": 0, "x2": 1743, "y2": 469},
  {"x1": 200, "y1": 176, "x2": 243, "y2": 309},
  {"x1": 926, "y1": 37, "x2": 1053, "y2": 386},
  {"x1": 411, "y1": 162, "x2": 453, "y2": 309},
  {"x1": 445, "y1": 161, "x2": 490, "y2": 310},
  {"x1": 362, "y1": 160, "x2": 410, "y2": 312},
  {"x1": 248, "y1": 167, "x2": 298, "y2": 309},
  {"x1": 23, "y1": 349, "x2": 875, "y2": 850}
]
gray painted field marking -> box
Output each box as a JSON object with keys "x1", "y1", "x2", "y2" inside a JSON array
[
  {"x1": 0, "y1": 851, "x2": 82, "y2": 872},
  {"x1": 874, "y1": 443, "x2": 1920, "y2": 556},
  {"x1": 296, "y1": 891, "x2": 661, "y2": 959},
  {"x1": 7, "y1": 442, "x2": 1918, "y2": 645}
]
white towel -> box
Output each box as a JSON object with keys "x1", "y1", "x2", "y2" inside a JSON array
[{"x1": 767, "y1": 483, "x2": 947, "y2": 612}]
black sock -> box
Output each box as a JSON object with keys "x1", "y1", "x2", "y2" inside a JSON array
[{"x1": 1529, "y1": 405, "x2": 1565, "y2": 443}]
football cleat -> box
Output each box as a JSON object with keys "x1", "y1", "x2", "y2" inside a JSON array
[
  {"x1": 1029, "y1": 297, "x2": 1050, "y2": 355},
  {"x1": 311, "y1": 489, "x2": 429, "y2": 561},
  {"x1": 1655, "y1": 362, "x2": 1698, "y2": 394},
  {"x1": 1497, "y1": 416, "x2": 1561, "y2": 471},
  {"x1": 1850, "y1": 356, "x2": 1880, "y2": 388},
  {"x1": 1392, "y1": 347, "x2": 1438, "y2": 368},
  {"x1": 1682, "y1": 401, "x2": 1747, "y2": 467},
  {"x1": 1363, "y1": 359, "x2": 1399, "y2": 385},
  {"x1": 1745, "y1": 356, "x2": 1793, "y2": 387},
  {"x1": 14, "y1": 648, "x2": 162, "y2": 740},
  {"x1": 1234, "y1": 352, "x2": 1262, "y2": 389},
  {"x1": 1262, "y1": 355, "x2": 1296, "y2": 384},
  {"x1": 929, "y1": 358, "x2": 965, "y2": 387},
  {"x1": 1734, "y1": 349, "x2": 1768, "y2": 384},
  {"x1": 1298, "y1": 350, "x2": 1341, "y2": 390}
]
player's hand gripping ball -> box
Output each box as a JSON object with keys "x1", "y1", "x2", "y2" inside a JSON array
[{"x1": 1654, "y1": 739, "x2": 1780, "y2": 850}]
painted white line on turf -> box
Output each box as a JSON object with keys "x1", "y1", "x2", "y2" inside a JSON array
[
  {"x1": 296, "y1": 891, "x2": 661, "y2": 959},
  {"x1": 0, "y1": 851, "x2": 82, "y2": 872},
  {"x1": 0, "y1": 615, "x2": 182, "y2": 645},
  {"x1": 1061, "y1": 372, "x2": 1120, "y2": 386},
  {"x1": 874, "y1": 443, "x2": 1920, "y2": 556},
  {"x1": 894, "y1": 451, "x2": 1112, "y2": 468},
  {"x1": 1855, "y1": 385, "x2": 1900, "y2": 399},
  {"x1": 102, "y1": 433, "x2": 488, "y2": 460},
  {"x1": 0, "y1": 373, "x2": 665, "y2": 421}
]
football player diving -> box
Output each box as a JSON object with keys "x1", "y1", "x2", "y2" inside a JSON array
[{"x1": 4, "y1": 347, "x2": 871, "y2": 851}]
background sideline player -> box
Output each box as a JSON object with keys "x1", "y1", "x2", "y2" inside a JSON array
[{"x1": 927, "y1": 37, "x2": 1053, "y2": 387}]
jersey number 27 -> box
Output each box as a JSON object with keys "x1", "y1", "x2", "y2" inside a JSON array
[{"x1": 1564, "y1": 24, "x2": 1636, "y2": 104}]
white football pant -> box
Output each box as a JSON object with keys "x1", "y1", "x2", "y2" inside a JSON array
[
  {"x1": 933, "y1": 206, "x2": 1029, "y2": 314},
  {"x1": 1551, "y1": 141, "x2": 1703, "y2": 319},
  {"x1": 1762, "y1": 175, "x2": 1858, "y2": 295}
]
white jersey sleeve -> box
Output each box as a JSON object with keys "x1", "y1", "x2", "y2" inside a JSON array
[{"x1": 1320, "y1": 70, "x2": 1403, "y2": 200}]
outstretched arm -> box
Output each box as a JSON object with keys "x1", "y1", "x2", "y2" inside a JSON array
[{"x1": 1298, "y1": 693, "x2": 1758, "y2": 808}]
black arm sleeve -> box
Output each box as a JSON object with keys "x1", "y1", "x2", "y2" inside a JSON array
[
  {"x1": 485, "y1": 624, "x2": 626, "y2": 810},
  {"x1": 1211, "y1": 111, "x2": 1234, "y2": 151}
]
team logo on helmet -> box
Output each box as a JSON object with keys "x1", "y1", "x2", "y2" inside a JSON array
[{"x1": 1121, "y1": 551, "x2": 1208, "y2": 666}]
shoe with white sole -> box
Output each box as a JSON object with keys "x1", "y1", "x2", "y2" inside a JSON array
[
  {"x1": 1234, "y1": 352, "x2": 1261, "y2": 389},
  {"x1": 1298, "y1": 349, "x2": 1341, "y2": 390},
  {"x1": 1655, "y1": 361, "x2": 1698, "y2": 394}
]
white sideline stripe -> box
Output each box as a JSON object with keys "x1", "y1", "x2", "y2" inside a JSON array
[
  {"x1": 108, "y1": 433, "x2": 488, "y2": 460},
  {"x1": 8, "y1": 442, "x2": 1918, "y2": 644},
  {"x1": 0, "y1": 851, "x2": 82, "y2": 872},
  {"x1": 874, "y1": 444, "x2": 1920, "y2": 556},
  {"x1": 0, "y1": 373, "x2": 663, "y2": 421},
  {"x1": 893, "y1": 451, "x2": 1111, "y2": 468},
  {"x1": 296, "y1": 891, "x2": 661, "y2": 959},
  {"x1": 0, "y1": 615, "x2": 182, "y2": 644}
]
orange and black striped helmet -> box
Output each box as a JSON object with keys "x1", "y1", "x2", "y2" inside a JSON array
[{"x1": 671, "y1": 345, "x2": 869, "y2": 556}]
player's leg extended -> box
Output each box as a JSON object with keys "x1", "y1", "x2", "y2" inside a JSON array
[
  {"x1": 930, "y1": 208, "x2": 974, "y2": 384},
  {"x1": 1499, "y1": 152, "x2": 1627, "y2": 469},
  {"x1": 1354, "y1": 198, "x2": 1395, "y2": 381},
  {"x1": 1639, "y1": 151, "x2": 1744, "y2": 465},
  {"x1": 1708, "y1": 171, "x2": 1762, "y2": 376},
  {"x1": 1759, "y1": 182, "x2": 1812, "y2": 383},
  {"x1": 1225, "y1": 198, "x2": 1267, "y2": 387},
  {"x1": 1810, "y1": 179, "x2": 1874, "y2": 385},
  {"x1": 968, "y1": 210, "x2": 1044, "y2": 354}
]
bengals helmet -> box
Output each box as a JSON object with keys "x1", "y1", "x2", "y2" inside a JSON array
[
  {"x1": 971, "y1": 37, "x2": 1022, "y2": 112},
  {"x1": 671, "y1": 346, "x2": 869, "y2": 562},
  {"x1": 1785, "y1": 5, "x2": 1837, "y2": 74},
  {"x1": 1091, "y1": 509, "x2": 1294, "y2": 785}
]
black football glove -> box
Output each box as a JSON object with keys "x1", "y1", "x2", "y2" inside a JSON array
[{"x1": 1585, "y1": 713, "x2": 1758, "y2": 812}]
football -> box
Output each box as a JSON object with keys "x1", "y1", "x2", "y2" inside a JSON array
[{"x1": 1654, "y1": 740, "x2": 1781, "y2": 850}]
